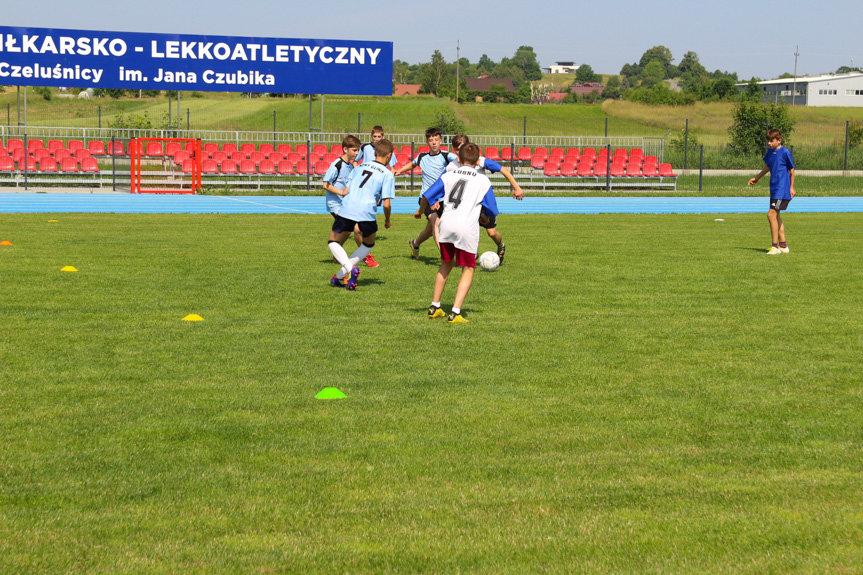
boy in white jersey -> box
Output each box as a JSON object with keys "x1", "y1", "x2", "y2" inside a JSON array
[
  {"x1": 415, "y1": 143, "x2": 499, "y2": 323},
  {"x1": 394, "y1": 127, "x2": 458, "y2": 259},
  {"x1": 446, "y1": 134, "x2": 524, "y2": 263},
  {"x1": 328, "y1": 139, "x2": 395, "y2": 290}
]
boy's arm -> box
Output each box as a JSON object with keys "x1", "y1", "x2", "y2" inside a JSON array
[
  {"x1": 748, "y1": 165, "x2": 770, "y2": 186},
  {"x1": 480, "y1": 186, "x2": 500, "y2": 218},
  {"x1": 416, "y1": 179, "x2": 445, "y2": 218},
  {"x1": 393, "y1": 161, "x2": 414, "y2": 176},
  {"x1": 497, "y1": 165, "x2": 524, "y2": 200},
  {"x1": 383, "y1": 198, "x2": 392, "y2": 228},
  {"x1": 322, "y1": 181, "x2": 347, "y2": 196},
  {"x1": 789, "y1": 168, "x2": 796, "y2": 197}
]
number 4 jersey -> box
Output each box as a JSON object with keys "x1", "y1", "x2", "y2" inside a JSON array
[
  {"x1": 423, "y1": 165, "x2": 500, "y2": 254},
  {"x1": 337, "y1": 161, "x2": 396, "y2": 223}
]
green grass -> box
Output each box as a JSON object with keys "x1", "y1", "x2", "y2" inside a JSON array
[{"x1": 1, "y1": 212, "x2": 863, "y2": 573}]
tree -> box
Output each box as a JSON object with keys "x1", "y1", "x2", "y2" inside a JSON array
[
  {"x1": 678, "y1": 51, "x2": 706, "y2": 77},
  {"x1": 603, "y1": 76, "x2": 622, "y2": 100},
  {"x1": 510, "y1": 46, "x2": 543, "y2": 81},
  {"x1": 728, "y1": 101, "x2": 796, "y2": 154},
  {"x1": 640, "y1": 60, "x2": 666, "y2": 88},
  {"x1": 575, "y1": 64, "x2": 599, "y2": 83},
  {"x1": 419, "y1": 50, "x2": 454, "y2": 96},
  {"x1": 639, "y1": 46, "x2": 674, "y2": 76},
  {"x1": 477, "y1": 54, "x2": 496, "y2": 76},
  {"x1": 741, "y1": 78, "x2": 763, "y2": 102},
  {"x1": 393, "y1": 59, "x2": 412, "y2": 85}
]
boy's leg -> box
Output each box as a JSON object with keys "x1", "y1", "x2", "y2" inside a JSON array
[
  {"x1": 451, "y1": 266, "x2": 475, "y2": 313},
  {"x1": 433, "y1": 260, "x2": 455, "y2": 304},
  {"x1": 776, "y1": 212, "x2": 786, "y2": 244},
  {"x1": 767, "y1": 209, "x2": 780, "y2": 245},
  {"x1": 355, "y1": 223, "x2": 378, "y2": 267},
  {"x1": 353, "y1": 224, "x2": 363, "y2": 247},
  {"x1": 415, "y1": 215, "x2": 436, "y2": 247}
]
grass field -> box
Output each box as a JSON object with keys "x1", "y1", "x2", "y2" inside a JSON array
[{"x1": 2, "y1": 212, "x2": 862, "y2": 573}]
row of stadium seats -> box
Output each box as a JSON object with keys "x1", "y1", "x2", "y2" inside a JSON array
[
  {"x1": 0, "y1": 156, "x2": 100, "y2": 172},
  {"x1": 542, "y1": 161, "x2": 677, "y2": 178}
]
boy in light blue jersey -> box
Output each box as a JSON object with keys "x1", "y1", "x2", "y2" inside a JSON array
[
  {"x1": 446, "y1": 134, "x2": 524, "y2": 263},
  {"x1": 328, "y1": 139, "x2": 396, "y2": 290},
  {"x1": 748, "y1": 128, "x2": 796, "y2": 254},
  {"x1": 355, "y1": 125, "x2": 397, "y2": 170},
  {"x1": 394, "y1": 127, "x2": 458, "y2": 259},
  {"x1": 322, "y1": 134, "x2": 379, "y2": 267}
]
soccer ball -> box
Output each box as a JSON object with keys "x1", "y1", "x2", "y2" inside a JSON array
[{"x1": 478, "y1": 251, "x2": 500, "y2": 271}]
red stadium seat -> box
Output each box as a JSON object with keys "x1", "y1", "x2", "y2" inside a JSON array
[
  {"x1": 212, "y1": 151, "x2": 228, "y2": 165},
  {"x1": 260, "y1": 144, "x2": 275, "y2": 155},
  {"x1": 530, "y1": 156, "x2": 546, "y2": 170},
  {"x1": 576, "y1": 163, "x2": 593, "y2": 177},
  {"x1": 59, "y1": 157, "x2": 79, "y2": 172},
  {"x1": 312, "y1": 145, "x2": 328, "y2": 160},
  {"x1": 222, "y1": 143, "x2": 238, "y2": 154},
  {"x1": 625, "y1": 163, "x2": 642, "y2": 177},
  {"x1": 6, "y1": 138, "x2": 24, "y2": 151},
  {"x1": 202, "y1": 159, "x2": 218, "y2": 174},
  {"x1": 276, "y1": 144, "x2": 292, "y2": 155},
  {"x1": 659, "y1": 163, "x2": 677, "y2": 177},
  {"x1": 72, "y1": 149, "x2": 92, "y2": 160},
  {"x1": 88, "y1": 141, "x2": 107, "y2": 155},
  {"x1": 20, "y1": 157, "x2": 38, "y2": 171},
  {"x1": 642, "y1": 163, "x2": 659, "y2": 177},
  {"x1": 181, "y1": 159, "x2": 195, "y2": 174},
  {"x1": 644, "y1": 155, "x2": 658, "y2": 164},
  {"x1": 80, "y1": 157, "x2": 100, "y2": 173},
  {"x1": 295, "y1": 162, "x2": 309, "y2": 175},
  {"x1": 68, "y1": 140, "x2": 85, "y2": 153},
  {"x1": 565, "y1": 148, "x2": 580, "y2": 159},
  {"x1": 295, "y1": 144, "x2": 308, "y2": 158},
  {"x1": 534, "y1": 147, "x2": 548, "y2": 158},
  {"x1": 559, "y1": 162, "x2": 577, "y2": 177},
  {"x1": 418, "y1": 145, "x2": 430, "y2": 154},
  {"x1": 249, "y1": 151, "x2": 266, "y2": 164},
  {"x1": 630, "y1": 148, "x2": 644, "y2": 158},
  {"x1": 543, "y1": 163, "x2": 560, "y2": 177},
  {"x1": 240, "y1": 143, "x2": 257, "y2": 156},
  {"x1": 28, "y1": 139, "x2": 45, "y2": 151},
  {"x1": 230, "y1": 151, "x2": 246, "y2": 162},
  {"x1": 238, "y1": 160, "x2": 257, "y2": 174},
  {"x1": 277, "y1": 160, "x2": 295, "y2": 174},
  {"x1": 165, "y1": 142, "x2": 182, "y2": 156},
  {"x1": 313, "y1": 160, "x2": 330, "y2": 175},
  {"x1": 549, "y1": 147, "x2": 564, "y2": 159},
  {"x1": 38, "y1": 159, "x2": 58, "y2": 172},
  {"x1": 594, "y1": 162, "x2": 608, "y2": 177},
  {"x1": 610, "y1": 163, "x2": 626, "y2": 178},
  {"x1": 322, "y1": 153, "x2": 339, "y2": 164},
  {"x1": 53, "y1": 149, "x2": 72, "y2": 162},
  {"x1": 11, "y1": 148, "x2": 26, "y2": 163},
  {"x1": 0, "y1": 156, "x2": 14, "y2": 171},
  {"x1": 108, "y1": 141, "x2": 125, "y2": 156},
  {"x1": 203, "y1": 143, "x2": 220, "y2": 156},
  {"x1": 33, "y1": 148, "x2": 52, "y2": 161},
  {"x1": 220, "y1": 160, "x2": 238, "y2": 174},
  {"x1": 48, "y1": 139, "x2": 65, "y2": 152},
  {"x1": 259, "y1": 160, "x2": 276, "y2": 174},
  {"x1": 501, "y1": 147, "x2": 513, "y2": 161},
  {"x1": 517, "y1": 147, "x2": 532, "y2": 162},
  {"x1": 330, "y1": 144, "x2": 342, "y2": 155},
  {"x1": 286, "y1": 152, "x2": 302, "y2": 166},
  {"x1": 582, "y1": 147, "x2": 596, "y2": 158},
  {"x1": 400, "y1": 145, "x2": 413, "y2": 157},
  {"x1": 145, "y1": 142, "x2": 164, "y2": 156},
  {"x1": 173, "y1": 150, "x2": 191, "y2": 164},
  {"x1": 484, "y1": 147, "x2": 501, "y2": 161},
  {"x1": 267, "y1": 151, "x2": 285, "y2": 162}
]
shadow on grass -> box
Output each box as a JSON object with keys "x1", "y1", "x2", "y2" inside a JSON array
[{"x1": 735, "y1": 247, "x2": 770, "y2": 253}]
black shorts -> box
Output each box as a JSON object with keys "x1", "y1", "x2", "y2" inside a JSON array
[
  {"x1": 419, "y1": 196, "x2": 444, "y2": 218},
  {"x1": 480, "y1": 214, "x2": 497, "y2": 229},
  {"x1": 331, "y1": 214, "x2": 378, "y2": 237},
  {"x1": 770, "y1": 198, "x2": 791, "y2": 211}
]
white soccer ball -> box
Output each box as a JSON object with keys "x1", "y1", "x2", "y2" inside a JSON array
[{"x1": 478, "y1": 251, "x2": 500, "y2": 271}]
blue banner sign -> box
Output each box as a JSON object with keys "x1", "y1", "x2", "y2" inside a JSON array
[{"x1": 0, "y1": 26, "x2": 393, "y2": 95}]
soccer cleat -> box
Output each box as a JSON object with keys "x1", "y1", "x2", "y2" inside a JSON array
[
  {"x1": 428, "y1": 305, "x2": 446, "y2": 319},
  {"x1": 496, "y1": 242, "x2": 506, "y2": 264},
  {"x1": 766, "y1": 246, "x2": 782, "y2": 255},
  {"x1": 330, "y1": 274, "x2": 345, "y2": 287},
  {"x1": 779, "y1": 246, "x2": 790, "y2": 253},
  {"x1": 447, "y1": 312, "x2": 469, "y2": 324},
  {"x1": 363, "y1": 254, "x2": 380, "y2": 267},
  {"x1": 409, "y1": 239, "x2": 419, "y2": 260},
  {"x1": 346, "y1": 266, "x2": 361, "y2": 290}
]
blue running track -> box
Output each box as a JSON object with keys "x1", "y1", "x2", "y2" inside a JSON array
[{"x1": 1, "y1": 193, "x2": 863, "y2": 214}]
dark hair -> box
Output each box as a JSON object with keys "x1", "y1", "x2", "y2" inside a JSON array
[
  {"x1": 458, "y1": 143, "x2": 481, "y2": 166},
  {"x1": 374, "y1": 138, "x2": 394, "y2": 158},
  {"x1": 371, "y1": 125, "x2": 384, "y2": 136},
  {"x1": 767, "y1": 128, "x2": 782, "y2": 141},
  {"x1": 342, "y1": 134, "x2": 361, "y2": 149},
  {"x1": 451, "y1": 134, "x2": 470, "y2": 150},
  {"x1": 425, "y1": 127, "x2": 442, "y2": 141}
]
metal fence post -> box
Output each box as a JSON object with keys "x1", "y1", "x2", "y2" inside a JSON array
[
  {"x1": 698, "y1": 145, "x2": 704, "y2": 192},
  {"x1": 98, "y1": 106, "x2": 101, "y2": 130},
  {"x1": 273, "y1": 111, "x2": 277, "y2": 147},
  {"x1": 510, "y1": 142, "x2": 515, "y2": 174},
  {"x1": 410, "y1": 141, "x2": 415, "y2": 191},
  {"x1": 306, "y1": 138, "x2": 311, "y2": 192},
  {"x1": 523, "y1": 116, "x2": 527, "y2": 145},
  {"x1": 684, "y1": 119, "x2": 689, "y2": 170},
  {"x1": 23, "y1": 131, "x2": 28, "y2": 190},
  {"x1": 605, "y1": 118, "x2": 608, "y2": 138},
  {"x1": 6, "y1": 103, "x2": 9, "y2": 127},
  {"x1": 605, "y1": 143, "x2": 611, "y2": 192},
  {"x1": 168, "y1": 92, "x2": 172, "y2": 128},
  {"x1": 844, "y1": 120, "x2": 850, "y2": 171},
  {"x1": 111, "y1": 134, "x2": 116, "y2": 192}
]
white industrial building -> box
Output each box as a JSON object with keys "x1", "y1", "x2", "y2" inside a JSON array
[{"x1": 737, "y1": 72, "x2": 863, "y2": 107}]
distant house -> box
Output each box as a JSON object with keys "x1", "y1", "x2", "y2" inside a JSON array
[
  {"x1": 735, "y1": 72, "x2": 863, "y2": 107},
  {"x1": 393, "y1": 84, "x2": 421, "y2": 96},
  {"x1": 465, "y1": 77, "x2": 515, "y2": 93},
  {"x1": 544, "y1": 92, "x2": 568, "y2": 103},
  {"x1": 570, "y1": 82, "x2": 605, "y2": 97},
  {"x1": 543, "y1": 61, "x2": 580, "y2": 74}
]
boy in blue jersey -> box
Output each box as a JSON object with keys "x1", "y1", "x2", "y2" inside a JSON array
[
  {"x1": 748, "y1": 129, "x2": 796, "y2": 254},
  {"x1": 393, "y1": 127, "x2": 458, "y2": 259},
  {"x1": 416, "y1": 143, "x2": 499, "y2": 323},
  {"x1": 448, "y1": 134, "x2": 524, "y2": 263},
  {"x1": 355, "y1": 125, "x2": 397, "y2": 172},
  {"x1": 322, "y1": 135, "x2": 379, "y2": 267},
  {"x1": 328, "y1": 139, "x2": 395, "y2": 290}
]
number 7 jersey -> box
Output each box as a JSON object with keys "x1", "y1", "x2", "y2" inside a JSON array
[
  {"x1": 337, "y1": 160, "x2": 396, "y2": 222},
  {"x1": 423, "y1": 165, "x2": 499, "y2": 253}
]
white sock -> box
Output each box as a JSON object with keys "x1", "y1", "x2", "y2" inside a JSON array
[
  {"x1": 431, "y1": 301, "x2": 440, "y2": 308},
  {"x1": 329, "y1": 242, "x2": 352, "y2": 275},
  {"x1": 451, "y1": 307, "x2": 461, "y2": 315}
]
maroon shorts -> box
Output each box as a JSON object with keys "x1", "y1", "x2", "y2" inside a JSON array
[{"x1": 439, "y1": 242, "x2": 476, "y2": 268}]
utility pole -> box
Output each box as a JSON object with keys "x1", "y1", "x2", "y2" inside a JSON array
[
  {"x1": 456, "y1": 40, "x2": 460, "y2": 103},
  {"x1": 792, "y1": 45, "x2": 799, "y2": 106}
]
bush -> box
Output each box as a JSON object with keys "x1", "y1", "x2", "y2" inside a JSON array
[
  {"x1": 728, "y1": 101, "x2": 796, "y2": 155},
  {"x1": 33, "y1": 86, "x2": 52, "y2": 101},
  {"x1": 625, "y1": 84, "x2": 695, "y2": 106},
  {"x1": 848, "y1": 120, "x2": 863, "y2": 148},
  {"x1": 430, "y1": 109, "x2": 466, "y2": 136}
]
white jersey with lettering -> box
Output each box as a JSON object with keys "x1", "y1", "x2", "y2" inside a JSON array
[{"x1": 422, "y1": 165, "x2": 499, "y2": 253}]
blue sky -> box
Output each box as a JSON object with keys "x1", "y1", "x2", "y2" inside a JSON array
[{"x1": 4, "y1": 0, "x2": 860, "y2": 80}]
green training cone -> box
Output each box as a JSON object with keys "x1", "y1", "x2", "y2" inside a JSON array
[{"x1": 316, "y1": 387, "x2": 347, "y2": 399}]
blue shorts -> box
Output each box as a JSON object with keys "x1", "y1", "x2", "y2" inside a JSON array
[{"x1": 332, "y1": 214, "x2": 378, "y2": 237}]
